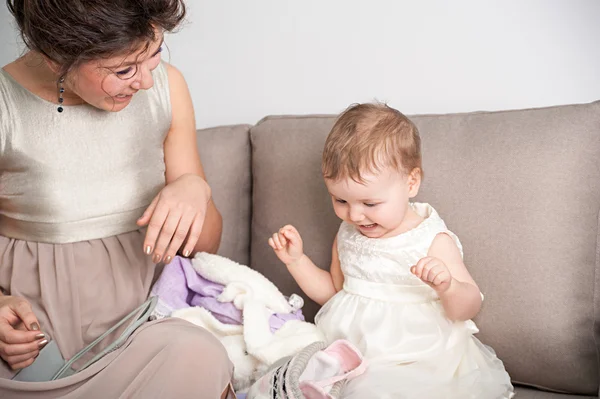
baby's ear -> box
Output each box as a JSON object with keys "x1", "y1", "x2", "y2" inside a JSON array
[{"x1": 407, "y1": 168, "x2": 422, "y2": 198}]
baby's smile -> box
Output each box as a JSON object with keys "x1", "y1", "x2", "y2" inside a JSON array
[{"x1": 357, "y1": 223, "x2": 379, "y2": 234}]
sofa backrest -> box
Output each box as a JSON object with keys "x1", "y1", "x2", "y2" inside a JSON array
[
  {"x1": 197, "y1": 124, "x2": 253, "y2": 266},
  {"x1": 199, "y1": 101, "x2": 600, "y2": 395}
]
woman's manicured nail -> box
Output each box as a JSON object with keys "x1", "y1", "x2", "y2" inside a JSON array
[
  {"x1": 38, "y1": 339, "x2": 48, "y2": 348},
  {"x1": 35, "y1": 333, "x2": 45, "y2": 340},
  {"x1": 30, "y1": 323, "x2": 40, "y2": 331},
  {"x1": 152, "y1": 253, "x2": 162, "y2": 263},
  {"x1": 145, "y1": 246, "x2": 152, "y2": 255}
]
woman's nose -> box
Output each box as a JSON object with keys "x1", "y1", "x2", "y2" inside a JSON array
[{"x1": 131, "y1": 64, "x2": 154, "y2": 91}]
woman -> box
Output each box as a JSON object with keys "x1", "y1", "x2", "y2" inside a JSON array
[{"x1": 0, "y1": 0, "x2": 234, "y2": 397}]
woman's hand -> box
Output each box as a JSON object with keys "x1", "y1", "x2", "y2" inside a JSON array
[
  {"x1": 0, "y1": 296, "x2": 47, "y2": 370},
  {"x1": 137, "y1": 173, "x2": 212, "y2": 264}
]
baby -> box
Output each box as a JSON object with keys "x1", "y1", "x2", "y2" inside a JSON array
[{"x1": 269, "y1": 103, "x2": 514, "y2": 398}]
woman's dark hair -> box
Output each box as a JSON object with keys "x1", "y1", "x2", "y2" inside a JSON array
[{"x1": 6, "y1": 0, "x2": 186, "y2": 76}]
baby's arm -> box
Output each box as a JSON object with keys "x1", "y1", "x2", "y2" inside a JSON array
[
  {"x1": 412, "y1": 233, "x2": 482, "y2": 321},
  {"x1": 330, "y1": 237, "x2": 344, "y2": 292},
  {"x1": 269, "y1": 226, "x2": 342, "y2": 305}
]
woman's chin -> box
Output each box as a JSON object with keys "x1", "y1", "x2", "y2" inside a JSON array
[{"x1": 99, "y1": 96, "x2": 133, "y2": 112}]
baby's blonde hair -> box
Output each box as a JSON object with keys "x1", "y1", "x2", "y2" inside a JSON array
[{"x1": 322, "y1": 103, "x2": 422, "y2": 183}]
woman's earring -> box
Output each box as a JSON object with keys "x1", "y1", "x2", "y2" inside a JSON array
[{"x1": 57, "y1": 77, "x2": 65, "y2": 113}]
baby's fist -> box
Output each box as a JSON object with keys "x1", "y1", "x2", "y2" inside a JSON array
[
  {"x1": 410, "y1": 256, "x2": 453, "y2": 293},
  {"x1": 268, "y1": 225, "x2": 304, "y2": 266}
]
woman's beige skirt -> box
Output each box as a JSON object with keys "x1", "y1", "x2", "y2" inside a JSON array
[{"x1": 0, "y1": 230, "x2": 233, "y2": 398}]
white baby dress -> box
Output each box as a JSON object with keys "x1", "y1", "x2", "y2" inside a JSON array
[{"x1": 315, "y1": 203, "x2": 514, "y2": 399}]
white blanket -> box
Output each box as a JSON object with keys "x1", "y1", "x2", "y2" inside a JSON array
[{"x1": 172, "y1": 252, "x2": 324, "y2": 392}]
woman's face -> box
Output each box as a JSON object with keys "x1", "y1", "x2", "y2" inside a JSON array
[{"x1": 63, "y1": 33, "x2": 164, "y2": 112}]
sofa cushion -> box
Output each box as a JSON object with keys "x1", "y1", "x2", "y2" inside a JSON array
[
  {"x1": 249, "y1": 102, "x2": 600, "y2": 394},
  {"x1": 197, "y1": 124, "x2": 252, "y2": 265},
  {"x1": 515, "y1": 386, "x2": 597, "y2": 399}
]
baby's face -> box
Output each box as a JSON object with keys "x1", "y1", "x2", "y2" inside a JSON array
[{"x1": 325, "y1": 167, "x2": 420, "y2": 238}]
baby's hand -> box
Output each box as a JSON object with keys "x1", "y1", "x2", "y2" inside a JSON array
[
  {"x1": 268, "y1": 225, "x2": 304, "y2": 266},
  {"x1": 410, "y1": 257, "x2": 453, "y2": 293}
]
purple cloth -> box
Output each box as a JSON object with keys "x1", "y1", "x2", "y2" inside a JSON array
[
  {"x1": 269, "y1": 310, "x2": 304, "y2": 333},
  {"x1": 151, "y1": 256, "x2": 242, "y2": 324},
  {"x1": 151, "y1": 256, "x2": 305, "y2": 332}
]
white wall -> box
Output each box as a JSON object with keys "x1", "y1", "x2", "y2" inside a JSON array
[{"x1": 2, "y1": 1, "x2": 599, "y2": 128}]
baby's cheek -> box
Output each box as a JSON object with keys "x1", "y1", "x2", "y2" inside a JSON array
[
  {"x1": 333, "y1": 206, "x2": 346, "y2": 220},
  {"x1": 373, "y1": 207, "x2": 389, "y2": 221}
]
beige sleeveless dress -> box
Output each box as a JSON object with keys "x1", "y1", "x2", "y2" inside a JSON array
[{"x1": 0, "y1": 62, "x2": 233, "y2": 398}]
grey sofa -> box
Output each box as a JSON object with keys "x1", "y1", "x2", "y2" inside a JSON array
[{"x1": 197, "y1": 100, "x2": 600, "y2": 398}]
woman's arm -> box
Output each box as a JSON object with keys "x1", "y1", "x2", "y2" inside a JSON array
[
  {"x1": 138, "y1": 64, "x2": 223, "y2": 263},
  {"x1": 162, "y1": 63, "x2": 222, "y2": 254}
]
